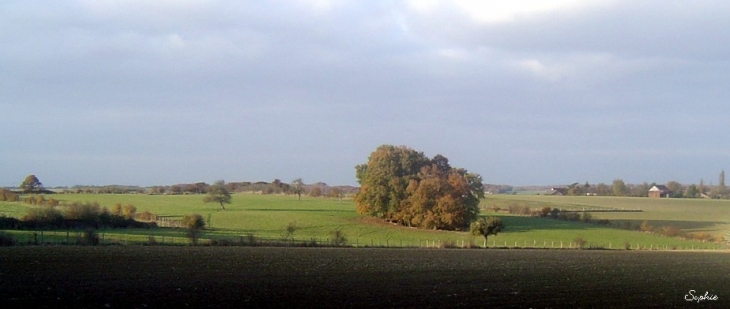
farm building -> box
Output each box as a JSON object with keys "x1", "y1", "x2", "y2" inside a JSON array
[
  {"x1": 548, "y1": 188, "x2": 567, "y2": 195},
  {"x1": 648, "y1": 185, "x2": 672, "y2": 198}
]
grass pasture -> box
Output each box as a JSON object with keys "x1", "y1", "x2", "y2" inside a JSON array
[
  {"x1": 0, "y1": 246, "x2": 727, "y2": 308},
  {"x1": 484, "y1": 195, "x2": 730, "y2": 234},
  {"x1": 0, "y1": 193, "x2": 728, "y2": 249}
]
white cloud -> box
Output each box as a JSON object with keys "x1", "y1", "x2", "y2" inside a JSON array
[
  {"x1": 406, "y1": 0, "x2": 614, "y2": 23},
  {"x1": 165, "y1": 34, "x2": 185, "y2": 49},
  {"x1": 515, "y1": 59, "x2": 566, "y2": 82}
]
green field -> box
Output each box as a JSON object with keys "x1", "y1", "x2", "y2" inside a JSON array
[
  {"x1": 1, "y1": 193, "x2": 728, "y2": 250},
  {"x1": 0, "y1": 247, "x2": 727, "y2": 308},
  {"x1": 484, "y1": 195, "x2": 730, "y2": 234}
]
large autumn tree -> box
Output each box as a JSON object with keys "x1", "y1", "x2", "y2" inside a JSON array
[{"x1": 354, "y1": 145, "x2": 483, "y2": 230}]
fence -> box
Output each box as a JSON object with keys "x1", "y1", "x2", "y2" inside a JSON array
[
  {"x1": 154, "y1": 216, "x2": 184, "y2": 228},
  {"x1": 2, "y1": 230, "x2": 728, "y2": 251}
]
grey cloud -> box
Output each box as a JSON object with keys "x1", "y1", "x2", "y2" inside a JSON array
[{"x1": 1, "y1": 1, "x2": 728, "y2": 186}]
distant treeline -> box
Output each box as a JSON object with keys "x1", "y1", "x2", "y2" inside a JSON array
[
  {"x1": 31, "y1": 180, "x2": 358, "y2": 197},
  {"x1": 506, "y1": 178, "x2": 730, "y2": 199}
]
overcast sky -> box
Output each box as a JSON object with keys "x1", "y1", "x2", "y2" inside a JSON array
[{"x1": 2, "y1": 0, "x2": 729, "y2": 187}]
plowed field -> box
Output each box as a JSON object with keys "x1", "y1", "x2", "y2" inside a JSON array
[{"x1": 0, "y1": 247, "x2": 727, "y2": 308}]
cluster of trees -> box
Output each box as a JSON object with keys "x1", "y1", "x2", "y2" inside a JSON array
[
  {"x1": 355, "y1": 145, "x2": 485, "y2": 230},
  {"x1": 0, "y1": 201, "x2": 152, "y2": 230},
  {"x1": 56, "y1": 185, "x2": 146, "y2": 195},
  {"x1": 7, "y1": 174, "x2": 357, "y2": 200},
  {"x1": 554, "y1": 171, "x2": 729, "y2": 199},
  {"x1": 553, "y1": 180, "x2": 653, "y2": 197},
  {"x1": 144, "y1": 180, "x2": 357, "y2": 196},
  {"x1": 484, "y1": 184, "x2": 514, "y2": 194},
  {"x1": 20, "y1": 194, "x2": 141, "y2": 218}
]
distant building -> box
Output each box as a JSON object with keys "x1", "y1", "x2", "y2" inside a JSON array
[
  {"x1": 648, "y1": 185, "x2": 672, "y2": 198},
  {"x1": 548, "y1": 187, "x2": 567, "y2": 196}
]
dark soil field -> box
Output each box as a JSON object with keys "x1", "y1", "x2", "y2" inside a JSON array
[{"x1": 0, "y1": 247, "x2": 727, "y2": 308}]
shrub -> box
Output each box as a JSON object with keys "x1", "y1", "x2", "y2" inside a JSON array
[
  {"x1": 22, "y1": 206, "x2": 64, "y2": 229},
  {"x1": 0, "y1": 189, "x2": 19, "y2": 202},
  {"x1": 438, "y1": 240, "x2": 457, "y2": 249},
  {"x1": 182, "y1": 214, "x2": 205, "y2": 245},
  {"x1": 658, "y1": 226, "x2": 682, "y2": 238},
  {"x1": 549, "y1": 208, "x2": 560, "y2": 219},
  {"x1": 639, "y1": 221, "x2": 653, "y2": 233},
  {"x1": 573, "y1": 237, "x2": 587, "y2": 249},
  {"x1": 243, "y1": 234, "x2": 257, "y2": 246},
  {"x1": 716, "y1": 234, "x2": 726, "y2": 243},
  {"x1": 121, "y1": 204, "x2": 137, "y2": 220},
  {"x1": 284, "y1": 221, "x2": 298, "y2": 241},
  {"x1": 304, "y1": 238, "x2": 318, "y2": 247},
  {"x1": 182, "y1": 214, "x2": 205, "y2": 230},
  {"x1": 77, "y1": 229, "x2": 99, "y2": 246},
  {"x1": 330, "y1": 229, "x2": 347, "y2": 246},
  {"x1": 0, "y1": 233, "x2": 16, "y2": 246},
  {"x1": 111, "y1": 203, "x2": 122, "y2": 216},
  {"x1": 209, "y1": 239, "x2": 233, "y2": 246},
  {"x1": 64, "y1": 202, "x2": 101, "y2": 226},
  {"x1": 540, "y1": 207, "x2": 551, "y2": 217},
  {"x1": 0, "y1": 215, "x2": 20, "y2": 229},
  {"x1": 690, "y1": 232, "x2": 714, "y2": 242},
  {"x1": 136, "y1": 211, "x2": 154, "y2": 221}
]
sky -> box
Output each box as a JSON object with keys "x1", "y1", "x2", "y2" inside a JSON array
[{"x1": 2, "y1": 0, "x2": 729, "y2": 187}]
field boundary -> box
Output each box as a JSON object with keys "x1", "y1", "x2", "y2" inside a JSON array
[{"x1": 2, "y1": 229, "x2": 728, "y2": 251}]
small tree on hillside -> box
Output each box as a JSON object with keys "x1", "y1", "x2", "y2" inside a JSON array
[
  {"x1": 470, "y1": 216, "x2": 504, "y2": 248},
  {"x1": 204, "y1": 180, "x2": 232, "y2": 210}
]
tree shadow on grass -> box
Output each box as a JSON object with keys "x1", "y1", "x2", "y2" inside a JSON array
[
  {"x1": 496, "y1": 216, "x2": 599, "y2": 233},
  {"x1": 612, "y1": 219, "x2": 727, "y2": 232},
  {"x1": 497, "y1": 216, "x2": 726, "y2": 233},
  {"x1": 245, "y1": 208, "x2": 353, "y2": 213}
]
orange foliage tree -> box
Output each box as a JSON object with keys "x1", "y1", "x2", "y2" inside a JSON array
[{"x1": 355, "y1": 145, "x2": 483, "y2": 231}]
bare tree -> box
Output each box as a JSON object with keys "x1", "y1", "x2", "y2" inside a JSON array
[
  {"x1": 292, "y1": 178, "x2": 304, "y2": 200},
  {"x1": 204, "y1": 180, "x2": 232, "y2": 210}
]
